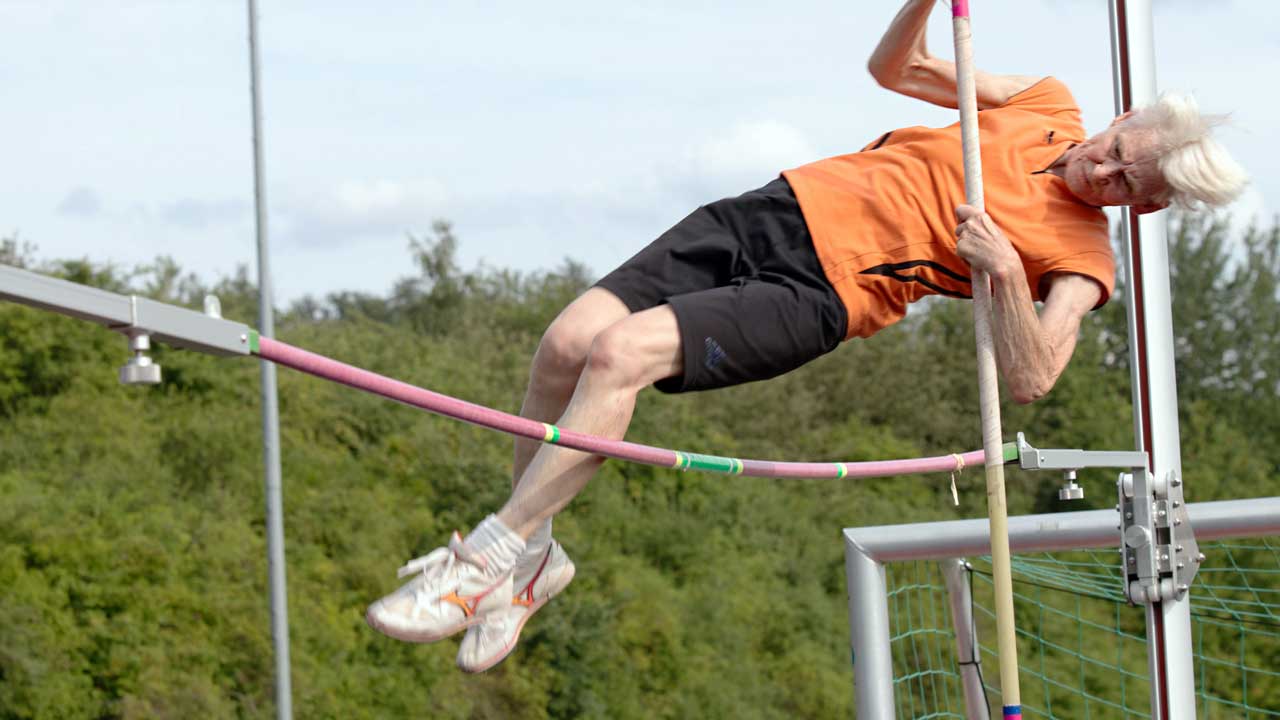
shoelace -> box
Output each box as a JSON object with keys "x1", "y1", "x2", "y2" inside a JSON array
[
  {"x1": 395, "y1": 535, "x2": 489, "y2": 605},
  {"x1": 397, "y1": 546, "x2": 454, "y2": 581},
  {"x1": 396, "y1": 547, "x2": 458, "y2": 607}
]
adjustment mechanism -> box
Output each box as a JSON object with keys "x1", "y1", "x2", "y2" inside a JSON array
[
  {"x1": 1117, "y1": 469, "x2": 1201, "y2": 604},
  {"x1": 119, "y1": 329, "x2": 161, "y2": 385}
]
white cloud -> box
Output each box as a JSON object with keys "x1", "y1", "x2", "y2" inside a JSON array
[
  {"x1": 645, "y1": 119, "x2": 822, "y2": 205},
  {"x1": 55, "y1": 187, "x2": 102, "y2": 218},
  {"x1": 684, "y1": 120, "x2": 817, "y2": 184},
  {"x1": 160, "y1": 198, "x2": 247, "y2": 229},
  {"x1": 275, "y1": 178, "x2": 451, "y2": 250}
]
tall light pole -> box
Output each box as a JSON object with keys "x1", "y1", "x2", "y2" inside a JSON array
[{"x1": 246, "y1": 1, "x2": 292, "y2": 718}]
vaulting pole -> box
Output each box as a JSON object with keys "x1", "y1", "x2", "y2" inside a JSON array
[{"x1": 950, "y1": 2, "x2": 1021, "y2": 718}]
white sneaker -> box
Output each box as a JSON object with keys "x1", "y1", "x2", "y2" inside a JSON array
[
  {"x1": 456, "y1": 539, "x2": 576, "y2": 672},
  {"x1": 366, "y1": 532, "x2": 513, "y2": 643}
]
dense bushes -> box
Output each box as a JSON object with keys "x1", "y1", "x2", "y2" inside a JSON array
[{"x1": 1, "y1": 216, "x2": 1277, "y2": 718}]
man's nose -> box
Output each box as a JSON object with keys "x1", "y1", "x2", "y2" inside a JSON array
[{"x1": 1093, "y1": 160, "x2": 1119, "y2": 183}]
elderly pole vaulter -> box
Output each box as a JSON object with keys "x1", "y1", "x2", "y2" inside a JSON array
[{"x1": 366, "y1": 0, "x2": 1248, "y2": 674}]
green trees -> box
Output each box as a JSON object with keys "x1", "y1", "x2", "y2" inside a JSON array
[{"x1": 1, "y1": 214, "x2": 1278, "y2": 718}]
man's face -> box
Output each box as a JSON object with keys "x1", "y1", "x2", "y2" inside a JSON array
[{"x1": 1062, "y1": 117, "x2": 1170, "y2": 214}]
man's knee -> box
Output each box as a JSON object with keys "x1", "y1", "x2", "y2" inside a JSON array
[
  {"x1": 533, "y1": 288, "x2": 633, "y2": 381},
  {"x1": 583, "y1": 310, "x2": 682, "y2": 389},
  {"x1": 583, "y1": 326, "x2": 644, "y2": 388},
  {"x1": 533, "y1": 318, "x2": 594, "y2": 382}
]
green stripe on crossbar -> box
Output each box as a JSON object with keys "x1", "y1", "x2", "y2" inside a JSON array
[
  {"x1": 1002, "y1": 442, "x2": 1018, "y2": 463},
  {"x1": 682, "y1": 452, "x2": 742, "y2": 474},
  {"x1": 249, "y1": 330, "x2": 260, "y2": 354}
]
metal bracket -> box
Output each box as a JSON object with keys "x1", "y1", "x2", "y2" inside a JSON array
[
  {"x1": 1117, "y1": 468, "x2": 1202, "y2": 605},
  {"x1": 1016, "y1": 432, "x2": 1148, "y2": 501},
  {"x1": 111, "y1": 294, "x2": 231, "y2": 386},
  {"x1": 1014, "y1": 433, "x2": 1203, "y2": 604},
  {"x1": 117, "y1": 296, "x2": 159, "y2": 385}
]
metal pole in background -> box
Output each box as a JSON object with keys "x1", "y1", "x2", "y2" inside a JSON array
[
  {"x1": 247, "y1": 2, "x2": 292, "y2": 718},
  {"x1": 1108, "y1": 2, "x2": 1196, "y2": 718},
  {"x1": 941, "y1": 559, "x2": 990, "y2": 720}
]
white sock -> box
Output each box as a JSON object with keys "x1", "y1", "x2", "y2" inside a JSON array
[
  {"x1": 525, "y1": 519, "x2": 552, "y2": 560},
  {"x1": 514, "y1": 519, "x2": 553, "y2": 589},
  {"x1": 462, "y1": 515, "x2": 525, "y2": 576}
]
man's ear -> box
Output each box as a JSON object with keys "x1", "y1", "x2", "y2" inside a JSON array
[
  {"x1": 1132, "y1": 201, "x2": 1169, "y2": 215},
  {"x1": 1109, "y1": 110, "x2": 1136, "y2": 127}
]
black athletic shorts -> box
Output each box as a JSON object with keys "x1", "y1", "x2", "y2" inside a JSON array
[{"x1": 595, "y1": 177, "x2": 848, "y2": 394}]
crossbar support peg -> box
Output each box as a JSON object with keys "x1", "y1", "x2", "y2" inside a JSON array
[
  {"x1": 1058, "y1": 469, "x2": 1084, "y2": 501},
  {"x1": 119, "y1": 329, "x2": 161, "y2": 385}
]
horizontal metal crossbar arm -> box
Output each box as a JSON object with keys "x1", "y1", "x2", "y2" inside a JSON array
[
  {"x1": 1016, "y1": 432, "x2": 1148, "y2": 472},
  {"x1": 845, "y1": 496, "x2": 1280, "y2": 563},
  {"x1": 0, "y1": 264, "x2": 251, "y2": 356}
]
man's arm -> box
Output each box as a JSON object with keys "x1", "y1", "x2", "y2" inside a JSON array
[
  {"x1": 954, "y1": 205, "x2": 1102, "y2": 403},
  {"x1": 868, "y1": 0, "x2": 1043, "y2": 110}
]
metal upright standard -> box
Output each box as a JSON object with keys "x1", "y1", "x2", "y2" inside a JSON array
[{"x1": 1109, "y1": 2, "x2": 1196, "y2": 717}]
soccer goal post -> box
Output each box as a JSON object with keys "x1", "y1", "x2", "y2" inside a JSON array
[{"x1": 844, "y1": 496, "x2": 1280, "y2": 718}]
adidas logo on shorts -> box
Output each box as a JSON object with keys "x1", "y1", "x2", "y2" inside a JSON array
[{"x1": 703, "y1": 337, "x2": 727, "y2": 370}]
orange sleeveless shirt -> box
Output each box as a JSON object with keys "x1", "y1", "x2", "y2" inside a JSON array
[{"x1": 782, "y1": 77, "x2": 1114, "y2": 339}]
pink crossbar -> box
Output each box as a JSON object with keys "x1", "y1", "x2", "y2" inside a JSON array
[{"x1": 257, "y1": 336, "x2": 986, "y2": 480}]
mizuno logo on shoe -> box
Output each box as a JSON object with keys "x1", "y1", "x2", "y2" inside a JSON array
[
  {"x1": 443, "y1": 591, "x2": 481, "y2": 617},
  {"x1": 513, "y1": 548, "x2": 553, "y2": 608},
  {"x1": 442, "y1": 578, "x2": 501, "y2": 618}
]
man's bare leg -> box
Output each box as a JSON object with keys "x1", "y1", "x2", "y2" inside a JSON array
[
  {"x1": 366, "y1": 299, "x2": 680, "y2": 650},
  {"x1": 512, "y1": 287, "x2": 632, "y2": 488},
  {"x1": 498, "y1": 304, "x2": 683, "y2": 538},
  {"x1": 510, "y1": 288, "x2": 631, "y2": 570}
]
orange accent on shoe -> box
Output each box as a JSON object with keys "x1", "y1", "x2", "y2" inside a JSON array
[
  {"x1": 442, "y1": 570, "x2": 505, "y2": 618},
  {"x1": 512, "y1": 547, "x2": 553, "y2": 608},
  {"x1": 443, "y1": 591, "x2": 477, "y2": 617}
]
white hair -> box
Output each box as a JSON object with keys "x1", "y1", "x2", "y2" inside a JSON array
[{"x1": 1124, "y1": 91, "x2": 1248, "y2": 209}]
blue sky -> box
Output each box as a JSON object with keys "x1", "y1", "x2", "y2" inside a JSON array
[{"x1": 3, "y1": 1, "x2": 1274, "y2": 305}]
